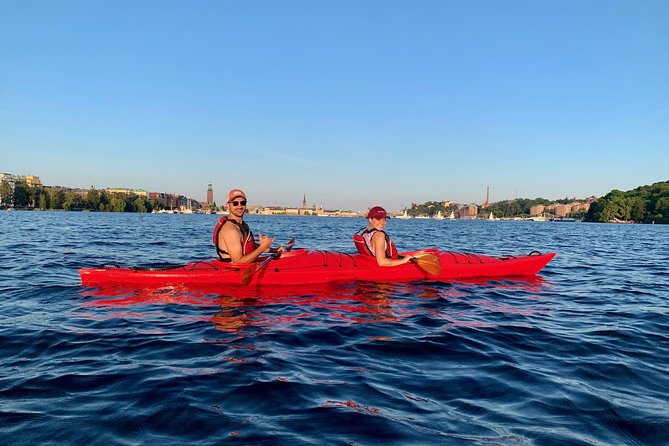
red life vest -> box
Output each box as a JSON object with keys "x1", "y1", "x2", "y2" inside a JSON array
[
  {"x1": 353, "y1": 227, "x2": 399, "y2": 259},
  {"x1": 213, "y1": 216, "x2": 256, "y2": 261}
]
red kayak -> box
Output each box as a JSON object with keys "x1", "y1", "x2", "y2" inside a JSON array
[{"x1": 79, "y1": 249, "x2": 555, "y2": 287}]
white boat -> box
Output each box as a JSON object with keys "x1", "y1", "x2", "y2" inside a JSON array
[
  {"x1": 448, "y1": 211, "x2": 455, "y2": 220},
  {"x1": 396, "y1": 209, "x2": 412, "y2": 219},
  {"x1": 434, "y1": 210, "x2": 444, "y2": 220},
  {"x1": 488, "y1": 212, "x2": 495, "y2": 221}
]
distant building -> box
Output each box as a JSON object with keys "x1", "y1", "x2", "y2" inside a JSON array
[
  {"x1": 530, "y1": 205, "x2": 545, "y2": 216},
  {"x1": 571, "y1": 202, "x2": 590, "y2": 213},
  {"x1": 21, "y1": 175, "x2": 42, "y2": 187},
  {"x1": 1, "y1": 173, "x2": 42, "y2": 189},
  {"x1": 207, "y1": 182, "x2": 213, "y2": 205},
  {"x1": 459, "y1": 205, "x2": 478, "y2": 219},
  {"x1": 106, "y1": 188, "x2": 148, "y2": 197},
  {"x1": 0, "y1": 173, "x2": 16, "y2": 188},
  {"x1": 0, "y1": 173, "x2": 16, "y2": 206},
  {"x1": 554, "y1": 204, "x2": 570, "y2": 217}
]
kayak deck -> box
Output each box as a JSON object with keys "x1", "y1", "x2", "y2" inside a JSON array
[{"x1": 80, "y1": 249, "x2": 555, "y2": 287}]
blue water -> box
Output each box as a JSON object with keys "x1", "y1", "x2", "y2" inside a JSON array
[{"x1": 1, "y1": 211, "x2": 668, "y2": 445}]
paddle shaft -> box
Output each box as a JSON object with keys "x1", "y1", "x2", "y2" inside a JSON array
[{"x1": 241, "y1": 237, "x2": 295, "y2": 285}]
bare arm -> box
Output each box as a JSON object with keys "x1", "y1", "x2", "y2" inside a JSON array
[
  {"x1": 219, "y1": 225, "x2": 274, "y2": 264},
  {"x1": 371, "y1": 232, "x2": 413, "y2": 267}
]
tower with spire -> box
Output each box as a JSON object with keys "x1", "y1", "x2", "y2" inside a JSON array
[
  {"x1": 302, "y1": 193, "x2": 307, "y2": 209},
  {"x1": 207, "y1": 181, "x2": 213, "y2": 205}
]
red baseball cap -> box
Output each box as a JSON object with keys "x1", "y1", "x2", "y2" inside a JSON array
[
  {"x1": 366, "y1": 206, "x2": 390, "y2": 219},
  {"x1": 227, "y1": 189, "x2": 247, "y2": 202}
]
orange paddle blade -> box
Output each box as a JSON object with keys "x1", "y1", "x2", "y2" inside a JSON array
[
  {"x1": 240, "y1": 265, "x2": 256, "y2": 286},
  {"x1": 414, "y1": 253, "x2": 442, "y2": 275}
]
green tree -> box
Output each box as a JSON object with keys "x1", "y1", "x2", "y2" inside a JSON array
[
  {"x1": 49, "y1": 188, "x2": 66, "y2": 209},
  {"x1": 628, "y1": 196, "x2": 647, "y2": 222},
  {"x1": 86, "y1": 189, "x2": 101, "y2": 211},
  {"x1": 584, "y1": 181, "x2": 669, "y2": 224},
  {"x1": 0, "y1": 181, "x2": 12, "y2": 206},
  {"x1": 13, "y1": 183, "x2": 30, "y2": 207},
  {"x1": 38, "y1": 190, "x2": 50, "y2": 210},
  {"x1": 109, "y1": 194, "x2": 126, "y2": 212},
  {"x1": 133, "y1": 196, "x2": 146, "y2": 213},
  {"x1": 63, "y1": 193, "x2": 84, "y2": 210},
  {"x1": 654, "y1": 197, "x2": 669, "y2": 223}
]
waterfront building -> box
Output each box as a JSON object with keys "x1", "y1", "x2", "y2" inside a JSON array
[
  {"x1": 572, "y1": 202, "x2": 590, "y2": 213},
  {"x1": 0, "y1": 173, "x2": 43, "y2": 189},
  {"x1": 106, "y1": 188, "x2": 148, "y2": 197},
  {"x1": 21, "y1": 175, "x2": 42, "y2": 187},
  {"x1": 554, "y1": 204, "x2": 571, "y2": 217},
  {"x1": 207, "y1": 182, "x2": 213, "y2": 205},
  {"x1": 0, "y1": 173, "x2": 16, "y2": 189},
  {"x1": 530, "y1": 205, "x2": 546, "y2": 216},
  {"x1": 0, "y1": 173, "x2": 16, "y2": 206},
  {"x1": 459, "y1": 205, "x2": 478, "y2": 219}
]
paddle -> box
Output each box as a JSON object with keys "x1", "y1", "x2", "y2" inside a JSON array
[
  {"x1": 411, "y1": 253, "x2": 442, "y2": 276},
  {"x1": 240, "y1": 238, "x2": 295, "y2": 286}
]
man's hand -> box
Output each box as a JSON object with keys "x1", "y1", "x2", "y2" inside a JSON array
[{"x1": 257, "y1": 233, "x2": 275, "y2": 251}]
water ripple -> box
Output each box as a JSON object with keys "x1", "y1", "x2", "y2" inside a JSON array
[{"x1": 1, "y1": 212, "x2": 668, "y2": 445}]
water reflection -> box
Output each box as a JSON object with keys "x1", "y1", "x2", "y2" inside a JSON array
[{"x1": 79, "y1": 277, "x2": 551, "y2": 333}]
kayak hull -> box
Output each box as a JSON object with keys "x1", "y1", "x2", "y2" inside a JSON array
[{"x1": 79, "y1": 249, "x2": 555, "y2": 287}]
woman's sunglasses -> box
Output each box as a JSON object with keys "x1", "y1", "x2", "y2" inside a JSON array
[{"x1": 229, "y1": 200, "x2": 247, "y2": 206}]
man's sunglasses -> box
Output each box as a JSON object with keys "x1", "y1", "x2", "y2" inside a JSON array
[{"x1": 229, "y1": 200, "x2": 247, "y2": 206}]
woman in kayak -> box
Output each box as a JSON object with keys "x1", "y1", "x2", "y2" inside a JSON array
[{"x1": 354, "y1": 206, "x2": 416, "y2": 267}]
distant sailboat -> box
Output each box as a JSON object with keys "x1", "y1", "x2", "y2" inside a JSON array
[
  {"x1": 448, "y1": 211, "x2": 455, "y2": 220},
  {"x1": 488, "y1": 212, "x2": 495, "y2": 221},
  {"x1": 434, "y1": 210, "x2": 444, "y2": 220},
  {"x1": 396, "y1": 209, "x2": 411, "y2": 219}
]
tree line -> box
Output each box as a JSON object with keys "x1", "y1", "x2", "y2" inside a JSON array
[
  {"x1": 0, "y1": 182, "x2": 158, "y2": 212},
  {"x1": 584, "y1": 181, "x2": 669, "y2": 224},
  {"x1": 407, "y1": 180, "x2": 668, "y2": 224}
]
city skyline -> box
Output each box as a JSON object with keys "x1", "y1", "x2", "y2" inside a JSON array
[
  {"x1": 1, "y1": 2, "x2": 667, "y2": 210},
  {"x1": 0, "y1": 170, "x2": 612, "y2": 212}
]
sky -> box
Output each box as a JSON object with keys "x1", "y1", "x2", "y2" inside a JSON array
[{"x1": 1, "y1": 1, "x2": 667, "y2": 211}]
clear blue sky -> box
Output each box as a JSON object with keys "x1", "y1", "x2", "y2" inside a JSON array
[{"x1": 1, "y1": 1, "x2": 667, "y2": 211}]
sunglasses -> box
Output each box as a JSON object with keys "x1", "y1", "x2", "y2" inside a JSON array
[{"x1": 229, "y1": 200, "x2": 247, "y2": 206}]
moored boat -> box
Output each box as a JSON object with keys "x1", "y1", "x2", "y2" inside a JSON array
[{"x1": 80, "y1": 249, "x2": 555, "y2": 287}]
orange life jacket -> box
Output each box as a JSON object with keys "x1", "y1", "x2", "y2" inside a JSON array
[
  {"x1": 353, "y1": 227, "x2": 399, "y2": 259},
  {"x1": 213, "y1": 216, "x2": 256, "y2": 261}
]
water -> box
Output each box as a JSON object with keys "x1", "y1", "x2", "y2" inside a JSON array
[{"x1": 1, "y1": 211, "x2": 668, "y2": 445}]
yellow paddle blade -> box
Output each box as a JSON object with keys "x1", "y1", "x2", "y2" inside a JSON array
[{"x1": 414, "y1": 253, "x2": 442, "y2": 275}]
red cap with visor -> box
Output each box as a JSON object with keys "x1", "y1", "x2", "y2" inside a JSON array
[
  {"x1": 227, "y1": 189, "x2": 247, "y2": 202},
  {"x1": 366, "y1": 206, "x2": 390, "y2": 219}
]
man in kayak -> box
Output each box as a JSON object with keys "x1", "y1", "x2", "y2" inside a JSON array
[
  {"x1": 354, "y1": 206, "x2": 416, "y2": 267},
  {"x1": 214, "y1": 189, "x2": 284, "y2": 263}
]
